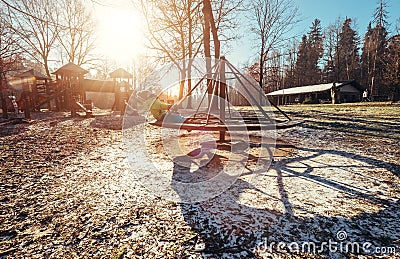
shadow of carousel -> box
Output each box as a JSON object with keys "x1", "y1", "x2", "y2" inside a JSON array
[{"x1": 171, "y1": 140, "x2": 400, "y2": 258}]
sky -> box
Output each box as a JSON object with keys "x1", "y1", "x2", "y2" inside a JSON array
[
  {"x1": 92, "y1": 1, "x2": 144, "y2": 67},
  {"x1": 230, "y1": 0, "x2": 400, "y2": 65},
  {"x1": 91, "y1": 0, "x2": 400, "y2": 67},
  {"x1": 293, "y1": 0, "x2": 400, "y2": 35}
]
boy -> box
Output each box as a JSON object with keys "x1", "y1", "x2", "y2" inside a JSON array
[{"x1": 137, "y1": 90, "x2": 185, "y2": 123}]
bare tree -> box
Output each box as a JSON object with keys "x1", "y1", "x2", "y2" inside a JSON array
[
  {"x1": 202, "y1": 0, "x2": 219, "y2": 109},
  {"x1": 139, "y1": 0, "x2": 204, "y2": 105},
  {"x1": 323, "y1": 17, "x2": 342, "y2": 83},
  {"x1": 361, "y1": 1, "x2": 389, "y2": 99},
  {"x1": 4, "y1": 0, "x2": 61, "y2": 77},
  {"x1": 265, "y1": 50, "x2": 284, "y2": 92},
  {"x1": 139, "y1": 0, "x2": 242, "y2": 107},
  {"x1": 131, "y1": 56, "x2": 155, "y2": 91},
  {"x1": 211, "y1": 0, "x2": 243, "y2": 54},
  {"x1": 0, "y1": 7, "x2": 22, "y2": 77},
  {"x1": 248, "y1": 0, "x2": 300, "y2": 98},
  {"x1": 0, "y1": 6, "x2": 23, "y2": 117},
  {"x1": 283, "y1": 39, "x2": 298, "y2": 88},
  {"x1": 57, "y1": 0, "x2": 97, "y2": 66},
  {"x1": 94, "y1": 59, "x2": 117, "y2": 80}
]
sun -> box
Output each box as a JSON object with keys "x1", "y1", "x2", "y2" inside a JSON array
[{"x1": 96, "y1": 7, "x2": 144, "y2": 64}]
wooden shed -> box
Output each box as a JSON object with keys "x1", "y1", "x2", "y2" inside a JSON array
[
  {"x1": 266, "y1": 81, "x2": 364, "y2": 105},
  {"x1": 18, "y1": 69, "x2": 51, "y2": 110}
]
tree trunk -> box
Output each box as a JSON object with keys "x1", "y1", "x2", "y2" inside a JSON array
[
  {"x1": 178, "y1": 21, "x2": 186, "y2": 102},
  {"x1": 259, "y1": 41, "x2": 265, "y2": 104},
  {"x1": 178, "y1": 67, "x2": 186, "y2": 107},
  {"x1": 178, "y1": 64, "x2": 186, "y2": 102},
  {"x1": 391, "y1": 85, "x2": 400, "y2": 102},
  {"x1": 187, "y1": 64, "x2": 192, "y2": 109},
  {"x1": 0, "y1": 88, "x2": 8, "y2": 118},
  {"x1": 187, "y1": 1, "x2": 193, "y2": 109},
  {"x1": 203, "y1": 0, "x2": 217, "y2": 110},
  {"x1": 0, "y1": 69, "x2": 8, "y2": 118},
  {"x1": 23, "y1": 92, "x2": 31, "y2": 119}
]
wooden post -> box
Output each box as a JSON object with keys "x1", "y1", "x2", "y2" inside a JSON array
[
  {"x1": 45, "y1": 79, "x2": 51, "y2": 110},
  {"x1": 62, "y1": 75, "x2": 68, "y2": 110},
  {"x1": 331, "y1": 82, "x2": 341, "y2": 104},
  {"x1": 113, "y1": 80, "x2": 121, "y2": 111},
  {"x1": 55, "y1": 76, "x2": 60, "y2": 111},
  {"x1": 78, "y1": 75, "x2": 85, "y2": 104},
  {"x1": 32, "y1": 77, "x2": 38, "y2": 110},
  {"x1": 0, "y1": 80, "x2": 8, "y2": 119},
  {"x1": 23, "y1": 91, "x2": 31, "y2": 120},
  {"x1": 70, "y1": 92, "x2": 77, "y2": 117},
  {"x1": 219, "y1": 57, "x2": 226, "y2": 141}
]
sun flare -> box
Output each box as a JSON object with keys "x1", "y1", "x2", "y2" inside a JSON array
[{"x1": 96, "y1": 7, "x2": 144, "y2": 64}]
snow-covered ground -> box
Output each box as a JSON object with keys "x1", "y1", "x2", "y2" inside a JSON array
[{"x1": 1, "y1": 105, "x2": 399, "y2": 258}]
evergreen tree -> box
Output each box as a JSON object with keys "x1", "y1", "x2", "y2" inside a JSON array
[
  {"x1": 295, "y1": 35, "x2": 308, "y2": 86},
  {"x1": 335, "y1": 18, "x2": 360, "y2": 81},
  {"x1": 385, "y1": 34, "x2": 400, "y2": 101},
  {"x1": 295, "y1": 19, "x2": 324, "y2": 86},
  {"x1": 307, "y1": 19, "x2": 324, "y2": 84},
  {"x1": 373, "y1": 0, "x2": 389, "y2": 28}
]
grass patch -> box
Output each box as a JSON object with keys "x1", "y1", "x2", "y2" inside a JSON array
[{"x1": 278, "y1": 102, "x2": 400, "y2": 140}]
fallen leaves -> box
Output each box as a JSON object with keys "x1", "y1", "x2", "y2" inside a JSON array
[{"x1": 1, "y1": 104, "x2": 399, "y2": 258}]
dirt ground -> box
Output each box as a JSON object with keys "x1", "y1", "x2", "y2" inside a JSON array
[{"x1": 1, "y1": 103, "x2": 399, "y2": 258}]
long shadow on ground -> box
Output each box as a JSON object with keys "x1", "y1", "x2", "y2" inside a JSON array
[
  {"x1": 172, "y1": 142, "x2": 400, "y2": 258},
  {"x1": 284, "y1": 110, "x2": 400, "y2": 141}
]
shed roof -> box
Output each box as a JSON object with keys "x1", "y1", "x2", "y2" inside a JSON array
[
  {"x1": 266, "y1": 81, "x2": 363, "y2": 96},
  {"x1": 18, "y1": 69, "x2": 51, "y2": 80},
  {"x1": 109, "y1": 68, "x2": 132, "y2": 78},
  {"x1": 52, "y1": 62, "x2": 88, "y2": 76}
]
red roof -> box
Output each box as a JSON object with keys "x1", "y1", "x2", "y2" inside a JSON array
[
  {"x1": 19, "y1": 69, "x2": 51, "y2": 80},
  {"x1": 109, "y1": 68, "x2": 132, "y2": 78},
  {"x1": 52, "y1": 62, "x2": 88, "y2": 76}
]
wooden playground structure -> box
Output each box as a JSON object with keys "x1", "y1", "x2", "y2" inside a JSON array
[{"x1": 0, "y1": 63, "x2": 133, "y2": 120}]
